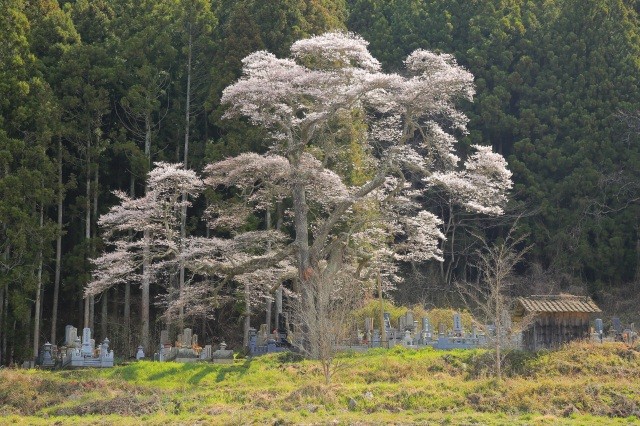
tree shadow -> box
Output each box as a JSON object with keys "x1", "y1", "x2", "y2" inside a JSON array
[
  {"x1": 186, "y1": 364, "x2": 214, "y2": 385},
  {"x1": 214, "y1": 358, "x2": 252, "y2": 384},
  {"x1": 147, "y1": 366, "x2": 180, "y2": 382},
  {"x1": 107, "y1": 364, "x2": 140, "y2": 381}
]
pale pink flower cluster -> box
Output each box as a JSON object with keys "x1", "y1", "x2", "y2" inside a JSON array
[
  {"x1": 429, "y1": 145, "x2": 513, "y2": 215},
  {"x1": 88, "y1": 163, "x2": 203, "y2": 297},
  {"x1": 89, "y1": 32, "x2": 513, "y2": 317},
  {"x1": 291, "y1": 31, "x2": 381, "y2": 71}
]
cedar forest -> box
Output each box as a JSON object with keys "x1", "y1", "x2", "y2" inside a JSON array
[{"x1": 1, "y1": 0, "x2": 639, "y2": 365}]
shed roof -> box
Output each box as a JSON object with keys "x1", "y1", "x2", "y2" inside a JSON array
[{"x1": 516, "y1": 295, "x2": 601, "y2": 314}]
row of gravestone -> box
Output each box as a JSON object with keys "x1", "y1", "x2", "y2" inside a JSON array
[
  {"x1": 248, "y1": 313, "x2": 292, "y2": 356},
  {"x1": 354, "y1": 312, "x2": 488, "y2": 350},
  {"x1": 33, "y1": 325, "x2": 235, "y2": 368},
  {"x1": 153, "y1": 327, "x2": 234, "y2": 364},
  {"x1": 594, "y1": 318, "x2": 638, "y2": 344},
  {"x1": 32, "y1": 325, "x2": 114, "y2": 369}
]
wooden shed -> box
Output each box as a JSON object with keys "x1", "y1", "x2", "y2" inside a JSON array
[{"x1": 513, "y1": 295, "x2": 601, "y2": 351}]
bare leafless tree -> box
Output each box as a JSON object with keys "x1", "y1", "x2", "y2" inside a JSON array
[
  {"x1": 291, "y1": 262, "x2": 361, "y2": 384},
  {"x1": 455, "y1": 223, "x2": 532, "y2": 381}
]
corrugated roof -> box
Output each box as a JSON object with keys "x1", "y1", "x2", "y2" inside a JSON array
[{"x1": 516, "y1": 295, "x2": 601, "y2": 313}]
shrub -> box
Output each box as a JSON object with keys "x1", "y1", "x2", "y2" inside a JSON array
[{"x1": 351, "y1": 300, "x2": 475, "y2": 331}]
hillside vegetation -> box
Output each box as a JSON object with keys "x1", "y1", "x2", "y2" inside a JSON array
[{"x1": 1, "y1": 342, "x2": 639, "y2": 425}]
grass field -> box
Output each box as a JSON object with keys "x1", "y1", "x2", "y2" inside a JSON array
[{"x1": 1, "y1": 342, "x2": 639, "y2": 425}]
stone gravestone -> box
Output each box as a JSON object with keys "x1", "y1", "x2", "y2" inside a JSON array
[
  {"x1": 612, "y1": 317, "x2": 622, "y2": 332},
  {"x1": 200, "y1": 345, "x2": 212, "y2": 360},
  {"x1": 402, "y1": 330, "x2": 413, "y2": 346},
  {"x1": 453, "y1": 313, "x2": 463, "y2": 335},
  {"x1": 421, "y1": 318, "x2": 431, "y2": 344},
  {"x1": 97, "y1": 338, "x2": 114, "y2": 367},
  {"x1": 404, "y1": 312, "x2": 414, "y2": 331},
  {"x1": 372, "y1": 330, "x2": 380, "y2": 347},
  {"x1": 40, "y1": 342, "x2": 55, "y2": 368},
  {"x1": 422, "y1": 318, "x2": 431, "y2": 334},
  {"x1": 364, "y1": 318, "x2": 374, "y2": 333},
  {"x1": 248, "y1": 328, "x2": 258, "y2": 354},
  {"x1": 61, "y1": 329, "x2": 114, "y2": 368},
  {"x1": 65, "y1": 325, "x2": 78, "y2": 347},
  {"x1": 595, "y1": 318, "x2": 604, "y2": 333},
  {"x1": 399, "y1": 312, "x2": 414, "y2": 331},
  {"x1": 612, "y1": 317, "x2": 623, "y2": 341},
  {"x1": 212, "y1": 342, "x2": 234, "y2": 364},
  {"x1": 160, "y1": 330, "x2": 170, "y2": 346},
  {"x1": 258, "y1": 324, "x2": 269, "y2": 346},
  {"x1": 383, "y1": 312, "x2": 391, "y2": 331},
  {"x1": 182, "y1": 328, "x2": 193, "y2": 347},
  {"x1": 595, "y1": 318, "x2": 604, "y2": 342},
  {"x1": 81, "y1": 328, "x2": 93, "y2": 356}
]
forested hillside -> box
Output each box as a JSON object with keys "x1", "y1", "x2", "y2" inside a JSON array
[
  {"x1": 1, "y1": 0, "x2": 638, "y2": 365},
  {"x1": 349, "y1": 0, "x2": 640, "y2": 288}
]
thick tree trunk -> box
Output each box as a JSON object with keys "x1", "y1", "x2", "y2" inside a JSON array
[
  {"x1": 274, "y1": 202, "x2": 283, "y2": 330},
  {"x1": 9, "y1": 319, "x2": 16, "y2": 365},
  {"x1": 265, "y1": 209, "x2": 272, "y2": 328},
  {"x1": 142, "y1": 230, "x2": 151, "y2": 352},
  {"x1": 84, "y1": 298, "x2": 90, "y2": 329},
  {"x1": 33, "y1": 205, "x2": 44, "y2": 359},
  {"x1": 183, "y1": 29, "x2": 192, "y2": 168},
  {"x1": 91, "y1": 164, "x2": 100, "y2": 339},
  {"x1": 124, "y1": 174, "x2": 134, "y2": 354},
  {"x1": 140, "y1": 112, "x2": 152, "y2": 352},
  {"x1": 265, "y1": 299, "x2": 272, "y2": 333},
  {"x1": 291, "y1": 155, "x2": 311, "y2": 288},
  {"x1": 243, "y1": 280, "x2": 251, "y2": 349},
  {"x1": 23, "y1": 316, "x2": 29, "y2": 364},
  {"x1": 124, "y1": 281, "x2": 131, "y2": 354},
  {"x1": 276, "y1": 201, "x2": 283, "y2": 231},
  {"x1": 145, "y1": 111, "x2": 152, "y2": 161},
  {"x1": 101, "y1": 290, "x2": 108, "y2": 340},
  {"x1": 275, "y1": 288, "x2": 282, "y2": 331},
  {"x1": 89, "y1": 296, "x2": 95, "y2": 330},
  {"x1": 178, "y1": 29, "x2": 193, "y2": 329},
  {"x1": 1, "y1": 236, "x2": 8, "y2": 365},
  {"x1": 378, "y1": 272, "x2": 386, "y2": 345},
  {"x1": 291, "y1": 152, "x2": 312, "y2": 351},
  {"x1": 84, "y1": 135, "x2": 91, "y2": 329},
  {"x1": 51, "y1": 138, "x2": 63, "y2": 344},
  {"x1": 90, "y1": 164, "x2": 99, "y2": 331}
]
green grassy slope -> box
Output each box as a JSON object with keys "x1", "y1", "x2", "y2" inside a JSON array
[{"x1": 1, "y1": 342, "x2": 639, "y2": 425}]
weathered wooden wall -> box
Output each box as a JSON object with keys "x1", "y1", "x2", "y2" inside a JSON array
[{"x1": 523, "y1": 312, "x2": 591, "y2": 351}]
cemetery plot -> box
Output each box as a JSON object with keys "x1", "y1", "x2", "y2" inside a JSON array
[{"x1": 154, "y1": 328, "x2": 234, "y2": 363}]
